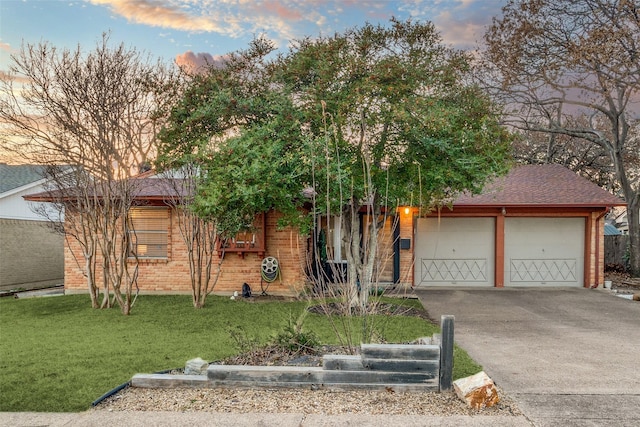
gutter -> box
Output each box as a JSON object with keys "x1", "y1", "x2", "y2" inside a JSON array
[{"x1": 591, "y1": 207, "x2": 611, "y2": 289}]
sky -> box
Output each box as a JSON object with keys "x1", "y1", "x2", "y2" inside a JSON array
[{"x1": 0, "y1": 0, "x2": 506, "y2": 73}]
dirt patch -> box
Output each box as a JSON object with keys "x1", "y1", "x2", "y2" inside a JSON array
[{"x1": 605, "y1": 271, "x2": 640, "y2": 293}]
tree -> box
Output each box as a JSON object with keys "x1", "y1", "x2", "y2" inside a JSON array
[
  {"x1": 482, "y1": 0, "x2": 640, "y2": 275},
  {"x1": 158, "y1": 20, "x2": 511, "y2": 323},
  {"x1": 512, "y1": 123, "x2": 619, "y2": 193},
  {"x1": 157, "y1": 37, "x2": 308, "y2": 237},
  {"x1": 0, "y1": 34, "x2": 179, "y2": 313},
  {"x1": 159, "y1": 164, "x2": 223, "y2": 308}
]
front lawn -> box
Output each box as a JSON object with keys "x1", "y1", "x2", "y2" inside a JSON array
[{"x1": 0, "y1": 294, "x2": 480, "y2": 412}]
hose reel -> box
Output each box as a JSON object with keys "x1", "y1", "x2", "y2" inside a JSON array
[{"x1": 260, "y1": 256, "x2": 280, "y2": 295}]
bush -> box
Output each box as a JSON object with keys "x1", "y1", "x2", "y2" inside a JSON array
[{"x1": 274, "y1": 311, "x2": 320, "y2": 355}]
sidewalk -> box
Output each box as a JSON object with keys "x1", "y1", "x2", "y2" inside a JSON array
[{"x1": 0, "y1": 411, "x2": 534, "y2": 426}]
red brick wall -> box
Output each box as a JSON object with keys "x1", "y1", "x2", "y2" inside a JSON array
[
  {"x1": 63, "y1": 209, "x2": 308, "y2": 296},
  {"x1": 62, "y1": 205, "x2": 607, "y2": 293}
]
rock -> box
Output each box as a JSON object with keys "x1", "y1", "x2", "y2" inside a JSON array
[
  {"x1": 185, "y1": 357, "x2": 209, "y2": 375},
  {"x1": 453, "y1": 371, "x2": 500, "y2": 409},
  {"x1": 633, "y1": 294, "x2": 640, "y2": 301}
]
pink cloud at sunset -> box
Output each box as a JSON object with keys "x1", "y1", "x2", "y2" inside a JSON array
[
  {"x1": 89, "y1": 0, "x2": 242, "y2": 35},
  {"x1": 175, "y1": 51, "x2": 228, "y2": 73}
]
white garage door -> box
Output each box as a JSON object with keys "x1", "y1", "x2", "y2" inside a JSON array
[
  {"x1": 414, "y1": 217, "x2": 494, "y2": 286},
  {"x1": 504, "y1": 217, "x2": 584, "y2": 287}
]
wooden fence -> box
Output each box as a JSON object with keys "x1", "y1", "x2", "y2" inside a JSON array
[{"x1": 605, "y1": 235, "x2": 630, "y2": 267}]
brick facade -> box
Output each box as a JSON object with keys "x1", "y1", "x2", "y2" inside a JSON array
[
  {"x1": 63, "y1": 209, "x2": 309, "y2": 296},
  {"x1": 61, "y1": 205, "x2": 609, "y2": 294}
]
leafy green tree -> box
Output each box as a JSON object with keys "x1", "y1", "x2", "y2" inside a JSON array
[
  {"x1": 157, "y1": 38, "x2": 308, "y2": 236},
  {"x1": 158, "y1": 20, "x2": 511, "y2": 317}
]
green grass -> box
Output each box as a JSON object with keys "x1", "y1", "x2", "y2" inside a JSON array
[{"x1": 0, "y1": 294, "x2": 481, "y2": 412}]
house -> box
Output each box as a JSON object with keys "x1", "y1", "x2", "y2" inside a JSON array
[
  {"x1": 24, "y1": 174, "x2": 308, "y2": 296},
  {"x1": 24, "y1": 164, "x2": 624, "y2": 295},
  {"x1": 610, "y1": 207, "x2": 629, "y2": 235},
  {"x1": 0, "y1": 164, "x2": 64, "y2": 291},
  {"x1": 412, "y1": 164, "x2": 625, "y2": 288}
]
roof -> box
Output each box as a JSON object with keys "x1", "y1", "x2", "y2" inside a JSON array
[
  {"x1": 604, "y1": 223, "x2": 622, "y2": 235},
  {"x1": 24, "y1": 164, "x2": 625, "y2": 208},
  {"x1": 23, "y1": 176, "x2": 189, "y2": 202},
  {"x1": 130, "y1": 177, "x2": 189, "y2": 200},
  {"x1": 0, "y1": 164, "x2": 46, "y2": 194},
  {"x1": 454, "y1": 164, "x2": 625, "y2": 208}
]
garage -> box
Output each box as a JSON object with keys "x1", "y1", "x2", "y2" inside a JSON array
[
  {"x1": 404, "y1": 165, "x2": 625, "y2": 289},
  {"x1": 504, "y1": 217, "x2": 584, "y2": 287},
  {"x1": 414, "y1": 217, "x2": 495, "y2": 287}
]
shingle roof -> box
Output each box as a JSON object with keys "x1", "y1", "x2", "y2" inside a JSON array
[
  {"x1": 0, "y1": 164, "x2": 46, "y2": 194},
  {"x1": 24, "y1": 164, "x2": 625, "y2": 208},
  {"x1": 454, "y1": 164, "x2": 625, "y2": 207},
  {"x1": 130, "y1": 178, "x2": 189, "y2": 199},
  {"x1": 23, "y1": 176, "x2": 188, "y2": 202}
]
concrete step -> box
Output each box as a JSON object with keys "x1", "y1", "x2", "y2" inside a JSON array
[
  {"x1": 361, "y1": 343, "x2": 440, "y2": 360},
  {"x1": 132, "y1": 373, "x2": 208, "y2": 388},
  {"x1": 322, "y1": 355, "x2": 364, "y2": 371},
  {"x1": 207, "y1": 365, "x2": 438, "y2": 387},
  {"x1": 361, "y1": 358, "x2": 439, "y2": 373}
]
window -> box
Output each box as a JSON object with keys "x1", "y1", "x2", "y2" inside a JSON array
[
  {"x1": 217, "y1": 213, "x2": 266, "y2": 258},
  {"x1": 128, "y1": 207, "x2": 169, "y2": 259},
  {"x1": 319, "y1": 215, "x2": 346, "y2": 262}
]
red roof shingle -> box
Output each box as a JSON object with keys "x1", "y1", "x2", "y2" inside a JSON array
[{"x1": 454, "y1": 164, "x2": 625, "y2": 207}]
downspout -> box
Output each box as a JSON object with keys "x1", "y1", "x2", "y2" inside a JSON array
[{"x1": 591, "y1": 208, "x2": 610, "y2": 289}]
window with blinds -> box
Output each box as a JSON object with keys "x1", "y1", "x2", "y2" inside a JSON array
[{"x1": 128, "y1": 207, "x2": 169, "y2": 259}]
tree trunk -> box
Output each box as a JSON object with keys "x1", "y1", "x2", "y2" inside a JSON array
[
  {"x1": 344, "y1": 209, "x2": 360, "y2": 312},
  {"x1": 84, "y1": 250, "x2": 98, "y2": 309},
  {"x1": 612, "y1": 145, "x2": 639, "y2": 276},
  {"x1": 627, "y1": 198, "x2": 640, "y2": 276},
  {"x1": 359, "y1": 214, "x2": 378, "y2": 312}
]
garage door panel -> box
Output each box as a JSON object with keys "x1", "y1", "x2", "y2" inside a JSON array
[
  {"x1": 509, "y1": 259, "x2": 577, "y2": 283},
  {"x1": 421, "y1": 259, "x2": 488, "y2": 283},
  {"x1": 505, "y1": 218, "x2": 584, "y2": 287},
  {"x1": 415, "y1": 218, "x2": 494, "y2": 286}
]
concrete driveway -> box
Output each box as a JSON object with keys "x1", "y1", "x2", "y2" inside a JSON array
[{"x1": 416, "y1": 287, "x2": 640, "y2": 427}]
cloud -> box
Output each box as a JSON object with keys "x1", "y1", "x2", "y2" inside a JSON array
[
  {"x1": 87, "y1": 0, "x2": 501, "y2": 50},
  {"x1": 0, "y1": 41, "x2": 12, "y2": 53},
  {"x1": 88, "y1": 0, "x2": 242, "y2": 35},
  {"x1": 426, "y1": 1, "x2": 501, "y2": 49},
  {"x1": 175, "y1": 51, "x2": 228, "y2": 73},
  {"x1": 259, "y1": 0, "x2": 303, "y2": 21},
  {"x1": 435, "y1": 10, "x2": 486, "y2": 49},
  {"x1": 0, "y1": 70, "x2": 31, "y2": 85}
]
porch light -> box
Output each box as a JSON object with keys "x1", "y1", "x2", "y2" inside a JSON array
[{"x1": 404, "y1": 207, "x2": 411, "y2": 215}]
